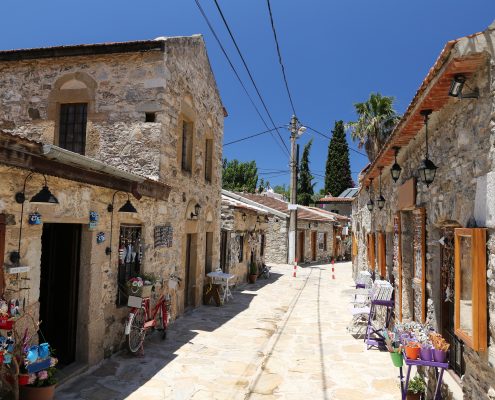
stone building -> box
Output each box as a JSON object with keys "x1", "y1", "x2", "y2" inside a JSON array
[
  {"x1": 315, "y1": 188, "x2": 357, "y2": 217},
  {"x1": 352, "y1": 21, "x2": 495, "y2": 399},
  {"x1": 228, "y1": 192, "x2": 343, "y2": 264},
  {"x1": 220, "y1": 190, "x2": 270, "y2": 283},
  {"x1": 0, "y1": 36, "x2": 224, "y2": 371}
]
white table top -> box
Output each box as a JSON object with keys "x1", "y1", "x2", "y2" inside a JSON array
[{"x1": 207, "y1": 271, "x2": 235, "y2": 280}]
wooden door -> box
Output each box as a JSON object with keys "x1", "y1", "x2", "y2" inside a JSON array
[
  {"x1": 184, "y1": 233, "x2": 197, "y2": 308},
  {"x1": 297, "y1": 231, "x2": 305, "y2": 263},
  {"x1": 311, "y1": 231, "x2": 317, "y2": 261},
  {"x1": 40, "y1": 223, "x2": 81, "y2": 367}
]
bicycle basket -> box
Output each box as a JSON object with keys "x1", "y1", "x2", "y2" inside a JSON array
[{"x1": 127, "y1": 295, "x2": 143, "y2": 308}]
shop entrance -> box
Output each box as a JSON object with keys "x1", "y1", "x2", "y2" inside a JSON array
[
  {"x1": 297, "y1": 231, "x2": 305, "y2": 263},
  {"x1": 311, "y1": 231, "x2": 317, "y2": 261},
  {"x1": 39, "y1": 223, "x2": 81, "y2": 367},
  {"x1": 184, "y1": 233, "x2": 197, "y2": 309}
]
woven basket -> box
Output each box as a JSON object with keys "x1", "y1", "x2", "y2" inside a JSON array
[{"x1": 127, "y1": 284, "x2": 154, "y2": 298}]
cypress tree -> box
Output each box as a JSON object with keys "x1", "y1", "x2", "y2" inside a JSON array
[
  {"x1": 297, "y1": 139, "x2": 315, "y2": 206},
  {"x1": 324, "y1": 120, "x2": 354, "y2": 196}
]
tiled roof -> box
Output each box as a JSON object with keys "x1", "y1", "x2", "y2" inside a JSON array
[
  {"x1": 238, "y1": 193, "x2": 335, "y2": 223},
  {"x1": 317, "y1": 196, "x2": 353, "y2": 203},
  {"x1": 221, "y1": 195, "x2": 268, "y2": 215},
  {"x1": 306, "y1": 206, "x2": 350, "y2": 222},
  {"x1": 361, "y1": 29, "x2": 486, "y2": 187}
]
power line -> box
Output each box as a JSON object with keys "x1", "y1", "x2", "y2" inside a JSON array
[
  {"x1": 193, "y1": 0, "x2": 289, "y2": 157},
  {"x1": 305, "y1": 125, "x2": 368, "y2": 158},
  {"x1": 266, "y1": 0, "x2": 297, "y2": 116},
  {"x1": 224, "y1": 126, "x2": 285, "y2": 146},
  {"x1": 211, "y1": 0, "x2": 290, "y2": 156}
]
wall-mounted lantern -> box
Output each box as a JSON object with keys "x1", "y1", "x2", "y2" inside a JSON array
[
  {"x1": 366, "y1": 178, "x2": 374, "y2": 212},
  {"x1": 418, "y1": 109, "x2": 438, "y2": 187},
  {"x1": 390, "y1": 146, "x2": 402, "y2": 183},
  {"x1": 10, "y1": 172, "x2": 59, "y2": 264},
  {"x1": 448, "y1": 74, "x2": 479, "y2": 99},
  {"x1": 190, "y1": 203, "x2": 201, "y2": 219}
]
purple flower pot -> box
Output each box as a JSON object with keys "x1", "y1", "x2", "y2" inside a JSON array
[
  {"x1": 433, "y1": 349, "x2": 447, "y2": 363},
  {"x1": 420, "y1": 347, "x2": 433, "y2": 361}
]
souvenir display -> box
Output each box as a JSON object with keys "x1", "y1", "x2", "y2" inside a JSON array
[{"x1": 96, "y1": 232, "x2": 106, "y2": 244}]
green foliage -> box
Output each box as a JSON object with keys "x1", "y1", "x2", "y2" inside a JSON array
[
  {"x1": 324, "y1": 120, "x2": 354, "y2": 197},
  {"x1": 273, "y1": 184, "x2": 290, "y2": 200},
  {"x1": 222, "y1": 158, "x2": 258, "y2": 193},
  {"x1": 408, "y1": 375, "x2": 426, "y2": 394},
  {"x1": 297, "y1": 139, "x2": 315, "y2": 206},
  {"x1": 249, "y1": 261, "x2": 258, "y2": 275},
  {"x1": 347, "y1": 92, "x2": 400, "y2": 161}
]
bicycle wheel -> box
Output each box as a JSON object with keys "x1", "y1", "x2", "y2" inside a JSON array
[
  {"x1": 156, "y1": 302, "x2": 168, "y2": 340},
  {"x1": 126, "y1": 308, "x2": 146, "y2": 353}
]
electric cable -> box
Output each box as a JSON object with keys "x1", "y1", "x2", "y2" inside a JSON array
[
  {"x1": 224, "y1": 126, "x2": 285, "y2": 146},
  {"x1": 266, "y1": 0, "x2": 297, "y2": 116},
  {"x1": 211, "y1": 0, "x2": 290, "y2": 156},
  {"x1": 305, "y1": 125, "x2": 368, "y2": 158},
  {"x1": 193, "y1": 0, "x2": 289, "y2": 157}
]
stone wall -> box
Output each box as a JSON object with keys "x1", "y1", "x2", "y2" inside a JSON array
[
  {"x1": 0, "y1": 36, "x2": 224, "y2": 366},
  {"x1": 353, "y1": 55, "x2": 495, "y2": 397},
  {"x1": 264, "y1": 216, "x2": 288, "y2": 264},
  {"x1": 298, "y1": 220, "x2": 334, "y2": 264}
]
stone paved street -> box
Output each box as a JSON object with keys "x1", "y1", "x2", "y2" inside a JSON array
[{"x1": 56, "y1": 262, "x2": 400, "y2": 400}]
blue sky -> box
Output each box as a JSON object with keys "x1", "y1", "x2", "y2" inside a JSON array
[{"x1": 1, "y1": 1, "x2": 493, "y2": 192}]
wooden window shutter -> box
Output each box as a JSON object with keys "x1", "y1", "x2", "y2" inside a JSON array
[
  {"x1": 378, "y1": 232, "x2": 386, "y2": 278},
  {"x1": 367, "y1": 233, "x2": 376, "y2": 271}
]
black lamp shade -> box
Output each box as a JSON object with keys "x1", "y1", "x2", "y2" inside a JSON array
[
  {"x1": 449, "y1": 75, "x2": 465, "y2": 97},
  {"x1": 376, "y1": 195, "x2": 386, "y2": 210},
  {"x1": 391, "y1": 162, "x2": 402, "y2": 182},
  {"x1": 418, "y1": 158, "x2": 438, "y2": 187},
  {"x1": 118, "y1": 199, "x2": 137, "y2": 213},
  {"x1": 30, "y1": 186, "x2": 59, "y2": 204},
  {"x1": 367, "y1": 199, "x2": 374, "y2": 211},
  {"x1": 194, "y1": 203, "x2": 201, "y2": 215}
]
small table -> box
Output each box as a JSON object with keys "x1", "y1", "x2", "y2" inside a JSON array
[
  {"x1": 207, "y1": 272, "x2": 235, "y2": 303},
  {"x1": 399, "y1": 354, "x2": 448, "y2": 400}
]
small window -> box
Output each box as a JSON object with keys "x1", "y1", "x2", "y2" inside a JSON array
[
  {"x1": 205, "y1": 138, "x2": 213, "y2": 182},
  {"x1": 145, "y1": 112, "x2": 156, "y2": 122},
  {"x1": 117, "y1": 225, "x2": 143, "y2": 306},
  {"x1": 59, "y1": 103, "x2": 88, "y2": 155},
  {"x1": 181, "y1": 119, "x2": 193, "y2": 172},
  {"x1": 238, "y1": 235, "x2": 244, "y2": 262},
  {"x1": 454, "y1": 228, "x2": 487, "y2": 351}
]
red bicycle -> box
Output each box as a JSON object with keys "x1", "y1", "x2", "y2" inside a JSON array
[{"x1": 124, "y1": 285, "x2": 171, "y2": 354}]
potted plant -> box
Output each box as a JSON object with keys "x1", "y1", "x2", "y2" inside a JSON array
[
  {"x1": 248, "y1": 262, "x2": 258, "y2": 284},
  {"x1": 404, "y1": 341, "x2": 420, "y2": 360},
  {"x1": 407, "y1": 374, "x2": 426, "y2": 400},
  {"x1": 430, "y1": 332, "x2": 449, "y2": 363},
  {"x1": 19, "y1": 357, "x2": 58, "y2": 400}
]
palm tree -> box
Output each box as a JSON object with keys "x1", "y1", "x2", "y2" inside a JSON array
[{"x1": 347, "y1": 93, "x2": 400, "y2": 162}]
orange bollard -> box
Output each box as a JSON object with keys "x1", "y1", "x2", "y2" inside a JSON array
[
  {"x1": 293, "y1": 264, "x2": 297, "y2": 278},
  {"x1": 332, "y1": 260, "x2": 335, "y2": 280}
]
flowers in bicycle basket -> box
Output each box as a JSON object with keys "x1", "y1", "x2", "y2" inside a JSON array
[{"x1": 127, "y1": 277, "x2": 144, "y2": 294}]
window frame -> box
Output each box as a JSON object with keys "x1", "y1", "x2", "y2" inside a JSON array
[
  {"x1": 117, "y1": 224, "x2": 143, "y2": 306},
  {"x1": 180, "y1": 117, "x2": 194, "y2": 173},
  {"x1": 367, "y1": 233, "x2": 376, "y2": 271},
  {"x1": 454, "y1": 228, "x2": 487, "y2": 351},
  {"x1": 378, "y1": 232, "x2": 386, "y2": 278},
  {"x1": 238, "y1": 235, "x2": 244, "y2": 262},
  {"x1": 58, "y1": 103, "x2": 88, "y2": 155}
]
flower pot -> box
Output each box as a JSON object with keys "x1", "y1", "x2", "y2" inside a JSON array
[
  {"x1": 0, "y1": 352, "x2": 3, "y2": 363},
  {"x1": 390, "y1": 351, "x2": 403, "y2": 367},
  {"x1": 405, "y1": 344, "x2": 420, "y2": 360},
  {"x1": 248, "y1": 274, "x2": 257, "y2": 284},
  {"x1": 433, "y1": 349, "x2": 447, "y2": 363},
  {"x1": 18, "y1": 374, "x2": 30, "y2": 386},
  {"x1": 20, "y1": 384, "x2": 55, "y2": 400},
  {"x1": 406, "y1": 393, "x2": 421, "y2": 400},
  {"x1": 420, "y1": 347, "x2": 433, "y2": 361}
]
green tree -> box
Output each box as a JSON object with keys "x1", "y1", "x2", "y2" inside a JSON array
[
  {"x1": 297, "y1": 139, "x2": 315, "y2": 206},
  {"x1": 273, "y1": 184, "x2": 289, "y2": 200},
  {"x1": 347, "y1": 92, "x2": 400, "y2": 161},
  {"x1": 325, "y1": 120, "x2": 354, "y2": 197},
  {"x1": 222, "y1": 158, "x2": 258, "y2": 193}
]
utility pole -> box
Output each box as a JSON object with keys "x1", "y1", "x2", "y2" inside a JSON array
[{"x1": 288, "y1": 115, "x2": 305, "y2": 264}]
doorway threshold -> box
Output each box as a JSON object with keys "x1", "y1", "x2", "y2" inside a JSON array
[{"x1": 56, "y1": 362, "x2": 89, "y2": 387}]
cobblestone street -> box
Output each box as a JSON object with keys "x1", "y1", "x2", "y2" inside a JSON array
[{"x1": 56, "y1": 262, "x2": 399, "y2": 400}]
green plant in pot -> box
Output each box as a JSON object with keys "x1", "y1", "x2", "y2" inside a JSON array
[
  {"x1": 407, "y1": 374, "x2": 426, "y2": 400},
  {"x1": 248, "y1": 261, "x2": 258, "y2": 284}
]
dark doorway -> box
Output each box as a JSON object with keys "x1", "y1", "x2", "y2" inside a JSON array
[
  {"x1": 297, "y1": 231, "x2": 305, "y2": 263},
  {"x1": 220, "y1": 230, "x2": 229, "y2": 272},
  {"x1": 184, "y1": 233, "x2": 197, "y2": 309},
  {"x1": 205, "y1": 232, "x2": 213, "y2": 275},
  {"x1": 40, "y1": 223, "x2": 81, "y2": 367}
]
